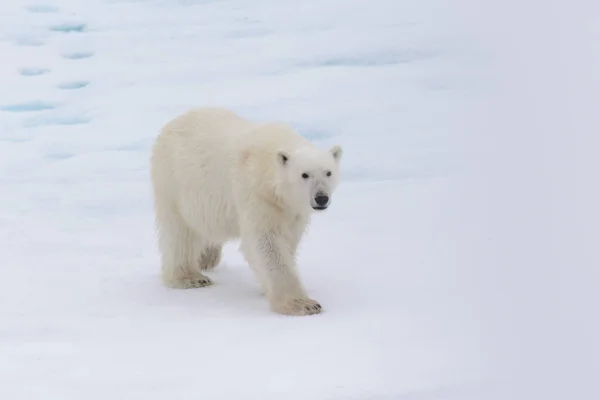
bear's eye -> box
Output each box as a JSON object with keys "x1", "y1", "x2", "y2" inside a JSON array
[
  {"x1": 326, "y1": 171, "x2": 332, "y2": 177},
  {"x1": 301, "y1": 173, "x2": 309, "y2": 179}
]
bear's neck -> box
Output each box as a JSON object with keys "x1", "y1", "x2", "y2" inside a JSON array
[{"x1": 271, "y1": 184, "x2": 310, "y2": 218}]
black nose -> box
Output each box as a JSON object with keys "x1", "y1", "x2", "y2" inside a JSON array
[{"x1": 315, "y1": 195, "x2": 329, "y2": 206}]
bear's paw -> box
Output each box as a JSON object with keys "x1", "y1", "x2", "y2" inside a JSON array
[
  {"x1": 272, "y1": 297, "x2": 322, "y2": 316},
  {"x1": 165, "y1": 275, "x2": 214, "y2": 289}
]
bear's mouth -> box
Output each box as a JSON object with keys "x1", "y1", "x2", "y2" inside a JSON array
[{"x1": 312, "y1": 206, "x2": 328, "y2": 211}]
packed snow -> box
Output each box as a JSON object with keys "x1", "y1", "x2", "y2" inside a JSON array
[{"x1": 2, "y1": 0, "x2": 598, "y2": 399}]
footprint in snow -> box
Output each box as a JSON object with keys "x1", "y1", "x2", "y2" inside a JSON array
[
  {"x1": 22, "y1": 115, "x2": 92, "y2": 127},
  {"x1": 61, "y1": 51, "x2": 94, "y2": 60},
  {"x1": 49, "y1": 23, "x2": 87, "y2": 33},
  {"x1": 57, "y1": 81, "x2": 90, "y2": 90},
  {"x1": 18, "y1": 67, "x2": 50, "y2": 77},
  {"x1": 14, "y1": 36, "x2": 45, "y2": 47},
  {"x1": 0, "y1": 101, "x2": 57, "y2": 113},
  {"x1": 26, "y1": 4, "x2": 59, "y2": 13},
  {"x1": 45, "y1": 151, "x2": 75, "y2": 160}
]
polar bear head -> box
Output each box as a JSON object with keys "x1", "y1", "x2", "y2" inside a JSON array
[{"x1": 276, "y1": 145, "x2": 343, "y2": 212}]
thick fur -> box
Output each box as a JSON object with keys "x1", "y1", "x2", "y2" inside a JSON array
[{"x1": 150, "y1": 107, "x2": 342, "y2": 316}]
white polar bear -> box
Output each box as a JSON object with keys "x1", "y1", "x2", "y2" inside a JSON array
[{"x1": 150, "y1": 107, "x2": 343, "y2": 316}]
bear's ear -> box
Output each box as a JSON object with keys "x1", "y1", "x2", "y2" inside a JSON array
[
  {"x1": 277, "y1": 150, "x2": 290, "y2": 167},
  {"x1": 330, "y1": 145, "x2": 343, "y2": 162}
]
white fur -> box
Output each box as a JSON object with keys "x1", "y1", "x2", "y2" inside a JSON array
[{"x1": 150, "y1": 107, "x2": 343, "y2": 316}]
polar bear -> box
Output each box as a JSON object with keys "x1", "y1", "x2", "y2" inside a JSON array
[{"x1": 150, "y1": 107, "x2": 343, "y2": 316}]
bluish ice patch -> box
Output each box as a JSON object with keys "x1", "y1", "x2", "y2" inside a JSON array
[
  {"x1": 57, "y1": 81, "x2": 90, "y2": 90},
  {"x1": 61, "y1": 51, "x2": 94, "y2": 60},
  {"x1": 289, "y1": 124, "x2": 334, "y2": 142},
  {"x1": 45, "y1": 151, "x2": 75, "y2": 160},
  {"x1": 0, "y1": 137, "x2": 31, "y2": 143},
  {"x1": 26, "y1": 4, "x2": 59, "y2": 13},
  {"x1": 23, "y1": 115, "x2": 92, "y2": 127},
  {"x1": 1, "y1": 101, "x2": 57, "y2": 112},
  {"x1": 297, "y1": 50, "x2": 434, "y2": 69},
  {"x1": 299, "y1": 129, "x2": 332, "y2": 141},
  {"x1": 15, "y1": 37, "x2": 45, "y2": 47},
  {"x1": 49, "y1": 23, "x2": 86, "y2": 33},
  {"x1": 18, "y1": 67, "x2": 50, "y2": 76}
]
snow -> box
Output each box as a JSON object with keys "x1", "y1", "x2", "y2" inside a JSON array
[{"x1": 2, "y1": 0, "x2": 597, "y2": 399}]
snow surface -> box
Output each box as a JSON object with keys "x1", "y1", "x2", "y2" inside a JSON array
[
  {"x1": 1, "y1": 0, "x2": 485, "y2": 398},
  {"x1": 2, "y1": 0, "x2": 598, "y2": 399}
]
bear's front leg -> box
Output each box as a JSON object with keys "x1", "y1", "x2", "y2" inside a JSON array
[{"x1": 241, "y1": 231, "x2": 322, "y2": 316}]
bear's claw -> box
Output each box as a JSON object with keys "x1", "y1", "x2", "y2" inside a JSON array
[
  {"x1": 165, "y1": 275, "x2": 213, "y2": 289},
  {"x1": 193, "y1": 277, "x2": 213, "y2": 287}
]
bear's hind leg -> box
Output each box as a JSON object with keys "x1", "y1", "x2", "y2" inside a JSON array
[
  {"x1": 156, "y1": 207, "x2": 213, "y2": 289},
  {"x1": 198, "y1": 245, "x2": 222, "y2": 271}
]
